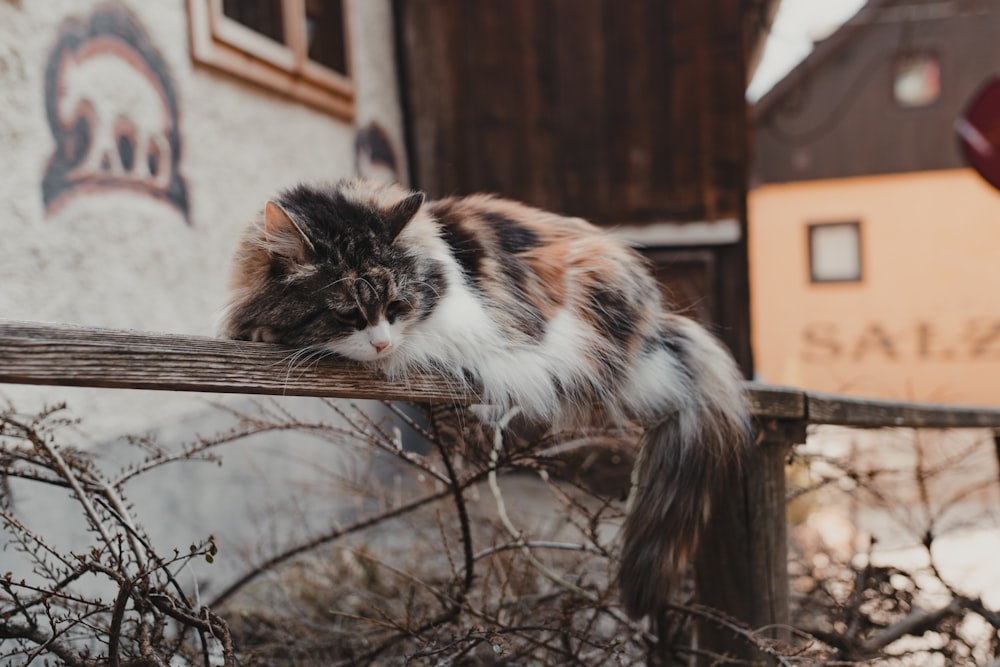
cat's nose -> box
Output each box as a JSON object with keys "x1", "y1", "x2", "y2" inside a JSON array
[{"x1": 369, "y1": 320, "x2": 392, "y2": 353}]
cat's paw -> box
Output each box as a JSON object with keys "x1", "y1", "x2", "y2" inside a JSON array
[{"x1": 248, "y1": 327, "x2": 281, "y2": 343}]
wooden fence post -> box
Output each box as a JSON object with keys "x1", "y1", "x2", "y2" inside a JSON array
[{"x1": 689, "y1": 418, "x2": 805, "y2": 664}]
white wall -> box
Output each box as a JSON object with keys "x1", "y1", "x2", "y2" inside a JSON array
[
  {"x1": 0, "y1": 0, "x2": 420, "y2": 594},
  {"x1": 0, "y1": 0, "x2": 409, "y2": 437}
]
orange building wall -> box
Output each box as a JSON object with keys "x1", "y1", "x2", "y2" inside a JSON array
[{"x1": 749, "y1": 169, "x2": 1000, "y2": 406}]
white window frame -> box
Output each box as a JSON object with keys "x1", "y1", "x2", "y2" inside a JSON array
[{"x1": 808, "y1": 221, "x2": 863, "y2": 284}]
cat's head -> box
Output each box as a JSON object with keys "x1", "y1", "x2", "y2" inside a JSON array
[{"x1": 222, "y1": 181, "x2": 430, "y2": 362}]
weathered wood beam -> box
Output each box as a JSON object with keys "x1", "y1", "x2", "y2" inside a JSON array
[
  {"x1": 805, "y1": 390, "x2": 1000, "y2": 429},
  {"x1": 747, "y1": 382, "x2": 806, "y2": 419},
  {"x1": 2, "y1": 321, "x2": 1000, "y2": 429},
  {"x1": 0, "y1": 320, "x2": 467, "y2": 403}
]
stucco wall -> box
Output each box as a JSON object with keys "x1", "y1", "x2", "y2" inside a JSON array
[
  {"x1": 0, "y1": 0, "x2": 418, "y2": 590},
  {"x1": 749, "y1": 168, "x2": 1000, "y2": 405},
  {"x1": 0, "y1": 0, "x2": 408, "y2": 436}
]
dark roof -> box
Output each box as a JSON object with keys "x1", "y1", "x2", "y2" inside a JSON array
[{"x1": 754, "y1": 0, "x2": 895, "y2": 118}]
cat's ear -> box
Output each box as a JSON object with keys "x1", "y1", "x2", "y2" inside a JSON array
[
  {"x1": 263, "y1": 200, "x2": 315, "y2": 261},
  {"x1": 385, "y1": 192, "x2": 425, "y2": 240}
]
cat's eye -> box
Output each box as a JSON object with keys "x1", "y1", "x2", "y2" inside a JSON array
[
  {"x1": 332, "y1": 308, "x2": 367, "y2": 330},
  {"x1": 386, "y1": 300, "x2": 412, "y2": 324}
]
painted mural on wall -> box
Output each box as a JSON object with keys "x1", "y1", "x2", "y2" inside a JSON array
[
  {"x1": 354, "y1": 121, "x2": 400, "y2": 183},
  {"x1": 42, "y1": 4, "x2": 189, "y2": 220}
]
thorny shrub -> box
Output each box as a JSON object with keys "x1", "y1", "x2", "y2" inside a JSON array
[{"x1": 1, "y1": 402, "x2": 999, "y2": 665}]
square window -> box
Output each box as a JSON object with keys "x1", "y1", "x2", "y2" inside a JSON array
[
  {"x1": 808, "y1": 222, "x2": 862, "y2": 283},
  {"x1": 893, "y1": 52, "x2": 940, "y2": 108},
  {"x1": 188, "y1": 0, "x2": 353, "y2": 119},
  {"x1": 305, "y1": 0, "x2": 347, "y2": 75},
  {"x1": 222, "y1": 0, "x2": 285, "y2": 44}
]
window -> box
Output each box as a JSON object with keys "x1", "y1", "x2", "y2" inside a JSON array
[
  {"x1": 892, "y1": 52, "x2": 940, "y2": 108},
  {"x1": 187, "y1": 0, "x2": 353, "y2": 119},
  {"x1": 808, "y1": 222, "x2": 862, "y2": 283}
]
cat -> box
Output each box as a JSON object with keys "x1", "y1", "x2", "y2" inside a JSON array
[{"x1": 221, "y1": 179, "x2": 750, "y2": 619}]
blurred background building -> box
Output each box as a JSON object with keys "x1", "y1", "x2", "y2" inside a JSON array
[
  {"x1": 749, "y1": 0, "x2": 1000, "y2": 648},
  {"x1": 750, "y1": 0, "x2": 1000, "y2": 405}
]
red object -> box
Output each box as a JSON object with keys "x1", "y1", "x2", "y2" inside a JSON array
[{"x1": 957, "y1": 76, "x2": 1000, "y2": 191}]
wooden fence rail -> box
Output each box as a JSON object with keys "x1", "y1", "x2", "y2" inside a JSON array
[
  {"x1": 5, "y1": 320, "x2": 1000, "y2": 428},
  {"x1": 3, "y1": 319, "x2": 1000, "y2": 662}
]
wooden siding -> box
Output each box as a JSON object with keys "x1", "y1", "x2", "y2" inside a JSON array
[
  {"x1": 395, "y1": 0, "x2": 754, "y2": 374},
  {"x1": 754, "y1": 0, "x2": 1000, "y2": 184},
  {"x1": 396, "y1": 0, "x2": 748, "y2": 224}
]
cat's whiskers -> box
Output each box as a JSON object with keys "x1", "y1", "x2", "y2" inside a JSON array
[
  {"x1": 411, "y1": 279, "x2": 441, "y2": 298},
  {"x1": 279, "y1": 343, "x2": 335, "y2": 390},
  {"x1": 397, "y1": 330, "x2": 483, "y2": 404},
  {"x1": 396, "y1": 294, "x2": 416, "y2": 310},
  {"x1": 355, "y1": 276, "x2": 378, "y2": 300},
  {"x1": 279, "y1": 344, "x2": 316, "y2": 369},
  {"x1": 319, "y1": 276, "x2": 353, "y2": 291}
]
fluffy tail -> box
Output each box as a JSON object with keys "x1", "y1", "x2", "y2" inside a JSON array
[{"x1": 618, "y1": 315, "x2": 750, "y2": 619}]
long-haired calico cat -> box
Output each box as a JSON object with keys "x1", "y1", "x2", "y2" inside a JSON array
[{"x1": 222, "y1": 179, "x2": 749, "y2": 619}]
